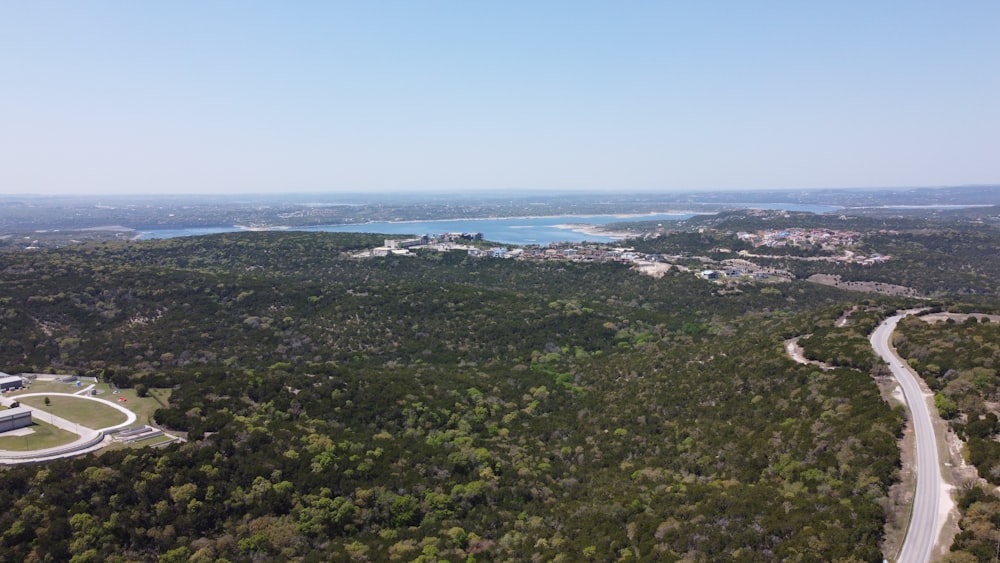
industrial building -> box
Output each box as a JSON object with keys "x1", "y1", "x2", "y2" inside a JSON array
[
  {"x1": 0, "y1": 406, "x2": 32, "y2": 433},
  {"x1": 0, "y1": 374, "x2": 25, "y2": 392}
]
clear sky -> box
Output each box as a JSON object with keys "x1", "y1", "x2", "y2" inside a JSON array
[{"x1": 1, "y1": 1, "x2": 998, "y2": 196}]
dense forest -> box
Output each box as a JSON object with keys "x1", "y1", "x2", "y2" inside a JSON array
[{"x1": 0, "y1": 230, "x2": 979, "y2": 561}]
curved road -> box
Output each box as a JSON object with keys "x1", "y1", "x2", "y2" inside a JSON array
[
  {"x1": 0, "y1": 392, "x2": 137, "y2": 463},
  {"x1": 871, "y1": 311, "x2": 943, "y2": 563},
  {"x1": 1, "y1": 392, "x2": 137, "y2": 432}
]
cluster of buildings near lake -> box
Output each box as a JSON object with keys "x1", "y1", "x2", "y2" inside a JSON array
[
  {"x1": 356, "y1": 227, "x2": 894, "y2": 288},
  {"x1": 736, "y1": 227, "x2": 892, "y2": 265},
  {"x1": 356, "y1": 232, "x2": 789, "y2": 281},
  {"x1": 737, "y1": 227, "x2": 862, "y2": 248}
]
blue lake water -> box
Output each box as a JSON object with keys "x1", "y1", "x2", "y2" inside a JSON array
[
  {"x1": 299, "y1": 214, "x2": 704, "y2": 244},
  {"x1": 137, "y1": 204, "x2": 842, "y2": 245},
  {"x1": 140, "y1": 214, "x2": 691, "y2": 245}
]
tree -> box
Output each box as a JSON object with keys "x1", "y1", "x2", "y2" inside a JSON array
[
  {"x1": 935, "y1": 392, "x2": 959, "y2": 419},
  {"x1": 44, "y1": 397, "x2": 50, "y2": 406}
]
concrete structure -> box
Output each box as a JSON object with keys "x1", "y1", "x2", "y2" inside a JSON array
[
  {"x1": 0, "y1": 374, "x2": 24, "y2": 392},
  {"x1": 0, "y1": 392, "x2": 141, "y2": 464},
  {"x1": 0, "y1": 406, "x2": 32, "y2": 433},
  {"x1": 385, "y1": 236, "x2": 428, "y2": 249},
  {"x1": 440, "y1": 232, "x2": 482, "y2": 242}
]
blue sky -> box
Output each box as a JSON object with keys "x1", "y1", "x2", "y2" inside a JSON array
[{"x1": 1, "y1": 1, "x2": 998, "y2": 196}]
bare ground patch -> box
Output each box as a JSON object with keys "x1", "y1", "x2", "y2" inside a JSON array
[
  {"x1": 806, "y1": 274, "x2": 921, "y2": 298},
  {"x1": 633, "y1": 262, "x2": 672, "y2": 278},
  {"x1": 783, "y1": 337, "x2": 834, "y2": 371},
  {"x1": 920, "y1": 312, "x2": 1000, "y2": 324}
]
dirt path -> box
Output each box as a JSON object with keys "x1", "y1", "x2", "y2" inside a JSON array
[{"x1": 783, "y1": 336, "x2": 834, "y2": 370}]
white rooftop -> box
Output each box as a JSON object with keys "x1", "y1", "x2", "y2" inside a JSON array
[{"x1": 1, "y1": 406, "x2": 32, "y2": 419}]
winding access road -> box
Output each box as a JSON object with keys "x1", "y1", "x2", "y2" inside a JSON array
[
  {"x1": 0, "y1": 392, "x2": 137, "y2": 464},
  {"x1": 871, "y1": 311, "x2": 945, "y2": 563}
]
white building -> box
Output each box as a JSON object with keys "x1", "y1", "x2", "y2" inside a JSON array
[{"x1": 0, "y1": 406, "x2": 32, "y2": 433}]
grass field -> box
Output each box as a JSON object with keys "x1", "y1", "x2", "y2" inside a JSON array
[
  {"x1": 19, "y1": 395, "x2": 129, "y2": 428},
  {"x1": 10, "y1": 380, "x2": 74, "y2": 395},
  {"x1": 109, "y1": 387, "x2": 172, "y2": 425},
  {"x1": 0, "y1": 420, "x2": 77, "y2": 451},
  {"x1": 10, "y1": 381, "x2": 172, "y2": 426},
  {"x1": 2, "y1": 380, "x2": 177, "y2": 455}
]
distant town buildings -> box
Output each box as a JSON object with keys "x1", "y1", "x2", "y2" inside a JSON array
[
  {"x1": 353, "y1": 226, "x2": 890, "y2": 286},
  {"x1": 363, "y1": 233, "x2": 482, "y2": 257},
  {"x1": 738, "y1": 227, "x2": 859, "y2": 250},
  {"x1": 736, "y1": 228, "x2": 890, "y2": 265},
  {"x1": 439, "y1": 232, "x2": 483, "y2": 242}
]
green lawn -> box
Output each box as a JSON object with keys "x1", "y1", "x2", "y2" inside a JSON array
[
  {"x1": 137, "y1": 434, "x2": 176, "y2": 447},
  {"x1": 109, "y1": 387, "x2": 172, "y2": 426},
  {"x1": 19, "y1": 395, "x2": 129, "y2": 428},
  {"x1": 7, "y1": 380, "x2": 171, "y2": 431},
  {"x1": 8, "y1": 380, "x2": 74, "y2": 395},
  {"x1": 0, "y1": 420, "x2": 78, "y2": 451},
  {"x1": 10, "y1": 380, "x2": 171, "y2": 425}
]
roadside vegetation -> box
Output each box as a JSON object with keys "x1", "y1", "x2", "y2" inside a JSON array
[{"x1": 894, "y1": 314, "x2": 1000, "y2": 561}]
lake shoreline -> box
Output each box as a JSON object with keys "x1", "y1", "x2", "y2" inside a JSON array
[{"x1": 261, "y1": 210, "x2": 709, "y2": 229}]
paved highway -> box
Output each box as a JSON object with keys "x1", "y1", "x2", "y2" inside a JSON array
[{"x1": 871, "y1": 312, "x2": 942, "y2": 563}]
